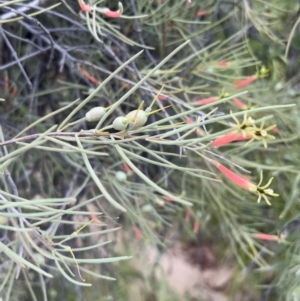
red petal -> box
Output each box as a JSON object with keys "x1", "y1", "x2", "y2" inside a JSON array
[{"x1": 157, "y1": 94, "x2": 168, "y2": 101}]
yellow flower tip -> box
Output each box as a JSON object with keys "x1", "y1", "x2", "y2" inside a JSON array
[
  {"x1": 219, "y1": 91, "x2": 230, "y2": 98},
  {"x1": 278, "y1": 233, "x2": 287, "y2": 243},
  {"x1": 261, "y1": 124, "x2": 276, "y2": 139},
  {"x1": 262, "y1": 195, "x2": 272, "y2": 206},
  {"x1": 257, "y1": 170, "x2": 264, "y2": 187},
  {"x1": 264, "y1": 198, "x2": 272, "y2": 206},
  {"x1": 256, "y1": 65, "x2": 269, "y2": 78},
  {"x1": 262, "y1": 140, "x2": 268, "y2": 149},
  {"x1": 265, "y1": 124, "x2": 277, "y2": 131},
  {"x1": 250, "y1": 173, "x2": 278, "y2": 205},
  {"x1": 261, "y1": 65, "x2": 268, "y2": 73},
  {"x1": 257, "y1": 194, "x2": 261, "y2": 203},
  {"x1": 118, "y1": 2, "x2": 123, "y2": 14},
  {"x1": 259, "y1": 176, "x2": 274, "y2": 190},
  {"x1": 264, "y1": 189, "x2": 279, "y2": 197},
  {"x1": 256, "y1": 189, "x2": 279, "y2": 206},
  {"x1": 241, "y1": 130, "x2": 249, "y2": 138},
  {"x1": 246, "y1": 117, "x2": 255, "y2": 126},
  {"x1": 260, "y1": 130, "x2": 267, "y2": 137}
]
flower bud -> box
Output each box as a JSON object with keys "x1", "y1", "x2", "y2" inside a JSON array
[
  {"x1": 85, "y1": 107, "x2": 106, "y2": 122},
  {"x1": 126, "y1": 110, "x2": 147, "y2": 129},
  {"x1": 113, "y1": 116, "x2": 129, "y2": 131},
  {"x1": 115, "y1": 171, "x2": 127, "y2": 182}
]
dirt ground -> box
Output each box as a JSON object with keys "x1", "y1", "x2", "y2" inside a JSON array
[
  {"x1": 89, "y1": 214, "x2": 239, "y2": 301},
  {"x1": 147, "y1": 243, "x2": 233, "y2": 301}
]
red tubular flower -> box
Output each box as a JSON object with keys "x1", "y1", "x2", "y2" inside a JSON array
[
  {"x1": 157, "y1": 94, "x2": 168, "y2": 101},
  {"x1": 235, "y1": 66, "x2": 269, "y2": 89},
  {"x1": 196, "y1": 10, "x2": 208, "y2": 17},
  {"x1": 193, "y1": 221, "x2": 199, "y2": 233},
  {"x1": 80, "y1": 68, "x2": 99, "y2": 84},
  {"x1": 99, "y1": 2, "x2": 123, "y2": 18},
  {"x1": 186, "y1": 117, "x2": 194, "y2": 125},
  {"x1": 132, "y1": 226, "x2": 143, "y2": 239},
  {"x1": 196, "y1": 128, "x2": 204, "y2": 136},
  {"x1": 86, "y1": 74, "x2": 99, "y2": 84},
  {"x1": 217, "y1": 61, "x2": 229, "y2": 67},
  {"x1": 164, "y1": 196, "x2": 175, "y2": 202},
  {"x1": 233, "y1": 98, "x2": 247, "y2": 110},
  {"x1": 212, "y1": 112, "x2": 276, "y2": 149},
  {"x1": 229, "y1": 132, "x2": 252, "y2": 141},
  {"x1": 104, "y1": 9, "x2": 121, "y2": 18},
  {"x1": 89, "y1": 214, "x2": 100, "y2": 223},
  {"x1": 213, "y1": 162, "x2": 279, "y2": 205},
  {"x1": 211, "y1": 132, "x2": 239, "y2": 148},
  {"x1": 255, "y1": 233, "x2": 278, "y2": 241},
  {"x1": 241, "y1": 174, "x2": 251, "y2": 181},
  {"x1": 195, "y1": 96, "x2": 217, "y2": 105},
  {"x1": 186, "y1": 117, "x2": 204, "y2": 136},
  {"x1": 272, "y1": 127, "x2": 279, "y2": 134},
  {"x1": 78, "y1": 0, "x2": 93, "y2": 12},
  {"x1": 122, "y1": 162, "x2": 131, "y2": 174},
  {"x1": 211, "y1": 131, "x2": 251, "y2": 148},
  {"x1": 235, "y1": 75, "x2": 257, "y2": 89},
  {"x1": 214, "y1": 161, "x2": 252, "y2": 190}
]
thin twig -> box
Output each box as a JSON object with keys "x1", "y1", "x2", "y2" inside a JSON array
[
  {"x1": 0, "y1": 131, "x2": 146, "y2": 147},
  {"x1": 0, "y1": 26, "x2": 32, "y2": 89},
  {"x1": 2, "y1": 5, "x2": 54, "y2": 69},
  {"x1": 0, "y1": 0, "x2": 46, "y2": 20},
  {"x1": 0, "y1": 47, "x2": 51, "y2": 70}
]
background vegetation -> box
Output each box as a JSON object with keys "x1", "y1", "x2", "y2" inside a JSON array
[{"x1": 1, "y1": 0, "x2": 300, "y2": 300}]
